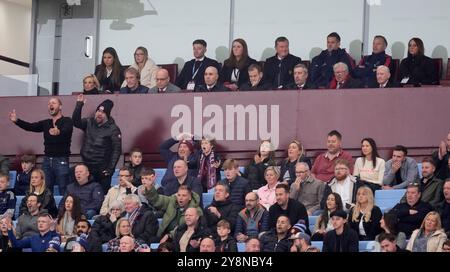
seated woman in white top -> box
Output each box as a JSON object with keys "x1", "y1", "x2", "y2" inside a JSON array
[
  {"x1": 353, "y1": 138, "x2": 385, "y2": 190},
  {"x1": 121, "y1": 46, "x2": 158, "y2": 89},
  {"x1": 311, "y1": 192, "x2": 344, "y2": 241},
  {"x1": 406, "y1": 211, "x2": 447, "y2": 252}
]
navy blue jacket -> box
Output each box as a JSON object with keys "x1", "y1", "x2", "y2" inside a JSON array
[
  {"x1": 119, "y1": 85, "x2": 149, "y2": 94},
  {"x1": 221, "y1": 176, "x2": 251, "y2": 209},
  {"x1": 14, "y1": 170, "x2": 32, "y2": 196},
  {"x1": 263, "y1": 54, "x2": 302, "y2": 89},
  {"x1": 8, "y1": 230, "x2": 60, "y2": 252},
  {"x1": 310, "y1": 48, "x2": 355, "y2": 88},
  {"x1": 176, "y1": 57, "x2": 221, "y2": 89},
  {"x1": 63, "y1": 178, "x2": 104, "y2": 214},
  {"x1": 354, "y1": 51, "x2": 392, "y2": 87},
  {"x1": 159, "y1": 138, "x2": 199, "y2": 187},
  {"x1": 163, "y1": 175, "x2": 203, "y2": 198},
  {"x1": 0, "y1": 189, "x2": 16, "y2": 218}
]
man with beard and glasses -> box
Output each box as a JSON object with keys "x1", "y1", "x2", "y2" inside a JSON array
[{"x1": 9, "y1": 98, "x2": 73, "y2": 195}]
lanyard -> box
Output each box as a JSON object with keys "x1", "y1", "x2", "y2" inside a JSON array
[{"x1": 192, "y1": 61, "x2": 203, "y2": 80}]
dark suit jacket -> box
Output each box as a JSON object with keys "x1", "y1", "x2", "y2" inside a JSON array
[
  {"x1": 262, "y1": 54, "x2": 302, "y2": 89},
  {"x1": 368, "y1": 80, "x2": 401, "y2": 89},
  {"x1": 220, "y1": 57, "x2": 257, "y2": 87},
  {"x1": 239, "y1": 81, "x2": 272, "y2": 91},
  {"x1": 284, "y1": 81, "x2": 317, "y2": 90},
  {"x1": 194, "y1": 83, "x2": 231, "y2": 92},
  {"x1": 328, "y1": 77, "x2": 363, "y2": 89},
  {"x1": 176, "y1": 57, "x2": 221, "y2": 89}
]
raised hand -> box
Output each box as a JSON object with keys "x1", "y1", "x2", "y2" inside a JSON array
[
  {"x1": 77, "y1": 94, "x2": 86, "y2": 103},
  {"x1": 9, "y1": 109, "x2": 17, "y2": 123}
]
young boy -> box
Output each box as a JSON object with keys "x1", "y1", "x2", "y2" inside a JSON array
[
  {"x1": 0, "y1": 173, "x2": 16, "y2": 218},
  {"x1": 126, "y1": 148, "x2": 144, "y2": 187},
  {"x1": 137, "y1": 167, "x2": 164, "y2": 217},
  {"x1": 215, "y1": 219, "x2": 238, "y2": 252},
  {"x1": 196, "y1": 136, "x2": 222, "y2": 192},
  {"x1": 14, "y1": 154, "x2": 36, "y2": 195}
]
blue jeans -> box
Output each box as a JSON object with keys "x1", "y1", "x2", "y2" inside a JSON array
[
  {"x1": 42, "y1": 156, "x2": 70, "y2": 196},
  {"x1": 85, "y1": 209, "x2": 97, "y2": 220}
]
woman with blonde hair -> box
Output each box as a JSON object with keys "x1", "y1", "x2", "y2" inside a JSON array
[
  {"x1": 19, "y1": 169, "x2": 57, "y2": 218},
  {"x1": 257, "y1": 166, "x2": 280, "y2": 210},
  {"x1": 243, "y1": 140, "x2": 276, "y2": 190},
  {"x1": 348, "y1": 186, "x2": 382, "y2": 240},
  {"x1": 82, "y1": 74, "x2": 102, "y2": 95},
  {"x1": 406, "y1": 211, "x2": 447, "y2": 252},
  {"x1": 106, "y1": 218, "x2": 145, "y2": 252},
  {"x1": 121, "y1": 46, "x2": 158, "y2": 89},
  {"x1": 279, "y1": 140, "x2": 311, "y2": 184}
]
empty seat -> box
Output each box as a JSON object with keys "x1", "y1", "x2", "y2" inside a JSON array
[
  {"x1": 359, "y1": 240, "x2": 375, "y2": 252},
  {"x1": 308, "y1": 216, "x2": 318, "y2": 232},
  {"x1": 237, "y1": 242, "x2": 245, "y2": 252},
  {"x1": 374, "y1": 189, "x2": 406, "y2": 212},
  {"x1": 150, "y1": 243, "x2": 160, "y2": 250},
  {"x1": 202, "y1": 193, "x2": 214, "y2": 208},
  {"x1": 88, "y1": 219, "x2": 95, "y2": 226},
  {"x1": 8, "y1": 171, "x2": 17, "y2": 189},
  {"x1": 157, "y1": 218, "x2": 162, "y2": 227},
  {"x1": 432, "y1": 58, "x2": 443, "y2": 79},
  {"x1": 111, "y1": 169, "x2": 120, "y2": 187},
  {"x1": 154, "y1": 168, "x2": 166, "y2": 187},
  {"x1": 311, "y1": 241, "x2": 323, "y2": 250}
]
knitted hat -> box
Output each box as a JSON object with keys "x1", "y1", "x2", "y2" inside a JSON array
[
  {"x1": 292, "y1": 219, "x2": 307, "y2": 234},
  {"x1": 47, "y1": 236, "x2": 61, "y2": 252},
  {"x1": 96, "y1": 99, "x2": 114, "y2": 118},
  {"x1": 179, "y1": 139, "x2": 194, "y2": 153}
]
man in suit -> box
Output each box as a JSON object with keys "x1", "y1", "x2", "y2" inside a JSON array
[
  {"x1": 176, "y1": 39, "x2": 220, "y2": 90},
  {"x1": 368, "y1": 65, "x2": 400, "y2": 88},
  {"x1": 284, "y1": 64, "x2": 317, "y2": 90},
  {"x1": 195, "y1": 66, "x2": 231, "y2": 92},
  {"x1": 328, "y1": 62, "x2": 362, "y2": 89},
  {"x1": 149, "y1": 68, "x2": 181, "y2": 93},
  {"x1": 239, "y1": 64, "x2": 271, "y2": 91},
  {"x1": 262, "y1": 36, "x2": 302, "y2": 90}
]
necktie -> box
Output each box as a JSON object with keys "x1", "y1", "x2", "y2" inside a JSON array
[
  {"x1": 337, "y1": 82, "x2": 342, "y2": 89},
  {"x1": 194, "y1": 61, "x2": 201, "y2": 71}
]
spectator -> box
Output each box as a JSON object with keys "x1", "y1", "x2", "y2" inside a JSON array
[
  {"x1": 94, "y1": 47, "x2": 125, "y2": 93},
  {"x1": 157, "y1": 241, "x2": 174, "y2": 252},
  {"x1": 245, "y1": 237, "x2": 261, "y2": 252},
  {"x1": 289, "y1": 221, "x2": 312, "y2": 252},
  {"x1": 373, "y1": 212, "x2": 407, "y2": 252},
  {"x1": 163, "y1": 160, "x2": 203, "y2": 197},
  {"x1": 14, "y1": 154, "x2": 36, "y2": 196},
  {"x1": 119, "y1": 67, "x2": 149, "y2": 94},
  {"x1": 235, "y1": 192, "x2": 270, "y2": 242},
  {"x1": 159, "y1": 133, "x2": 199, "y2": 187},
  {"x1": 215, "y1": 219, "x2": 238, "y2": 252},
  {"x1": 378, "y1": 232, "x2": 409, "y2": 252},
  {"x1": 0, "y1": 155, "x2": 8, "y2": 176},
  {"x1": 136, "y1": 167, "x2": 164, "y2": 215},
  {"x1": 199, "y1": 236, "x2": 216, "y2": 252},
  {"x1": 311, "y1": 130, "x2": 354, "y2": 183},
  {"x1": 82, "y1": 74, "x2": 102, "y2": 95},
  {"x1": 442, "y1": 240, "x2": 450, "y2": 252},
  {"x1": 195, "y1": 66, "x2": 231, "y2": 92},
  {"x1": 290, "y1": 162, "x2": 326, "y2": 215},
  {"x1": 73, "y1": 95, "x2": 122, "y2": 194},
  {"x1": 64, "y1": 164, "x2": 104, "y2": 219},
  {"x1": 100, "y1": 167, "x2": 137, "y2": 216},
  {"x1": 19, "y1": 169, "x2": 57, "y2": 218},
  {"x1": 328, "y1": 62, "x2": 362, "y2": 89},
  {"x1": 56, "y1": 194, "x2": 84, "y2": 242},
  {"x1": 369, "y1": 65, "x2": 400, "y2": 88},
  {"x1": 8, "y1": 213, "x2": 61, "y2": 252},
  {"x1": 242, "y1": 140, "x2": 276, "y2": 191},
  {"x1": 432, "y1": 132, "x2": 450, "y2": 180},
  {"x1": 118, "y1": 235, "x2": 136, "y2": 252},
  {"x1": 406, "y1": 211, "x2": 447, "y2": 252},
  {"x1": 260, "y1": 215, "x2": 292, "y2": 252},
  {"x1": 239, "y1": 64, "x2": 271, "y2": 91},
  {"x1": 221, "y1": 38, "x2": 257, "y2": 90},
  {"x1": 310, "y1": 32, "x2": 355, "y2": 88},
  {"x1": 0, "y1": 173, "x2": 15, "y2": 218},
  {"x1": 353, "y1": 138, "x2": 385, "y2": 191},
  {"x1": 90, "y1": 201, "x2": 123, "y2": 246},
  {"x1": 312, "y1": 192, "x2": 344, "y2": 241},
  {"x1": 268, "y1": 183, "x2": 309, "y2": 232},
  {"x1": 171, "y1": 207, "x2": 210, "y2": 252},
  {"x1": 438, "y1": 178, "x2": 450, "y2": 236},
  {"x1": 143, "y1": 182, "x2": 202, "y2": 239},
  {"x1": 257, "y1": 166, "x2": 279, "y2": 210},
  {"x1": 322, "y1": 210, "x2": 359, "y2": 252},
  {"x1": 0, "y1": 216, "x2": 20, "y2": 252},
  {"x1": 391, "y1": 183, "x2": 432, "y2": 238},
  {"x1": 221, "y1": 159, "x2": 250, "y2": 208},
  {"x1": 354, "y1": 35, "x2": 393, "y2": 87},
  {"x1": 262, "y1": 36, "x2": 302, "y2": 89},
  {"x1": 409, "y1": 157, "x2": 443, "y2": 210},
  {"x1": 122, "y1": 46, "x2": 158, "y2": 89},
  {"x1": 196, "y1": 135, "x2": 222, "y2": 193},
  {"x1": 106, "y1": 218, "x2": 145, "y2": 252},
  {"x1": 204, "y1": 183, "x2": 240, "y2": 235},
  {"x1": 149, "y1": 68, "x2": 181, "y2": 93},
  {"x1": 325, "y1": 159, "x2": 363, "y2": 211},
  {"x1": 15, "y1": 194, "x2": 42, "y2": 239},
  {"x1": 73, "y1": 218, "x2": 102, "y2": 252},
  {"x1": 383, "y1": 145, "x2": 419, "y2": 189},
  {"x1": 176, "y1": 39, "x2": 221, "y2": 90},
  {"x1": 120, "y1": 194, "x2": 158, "y2": 244},
  {"x1": 279, "y1": 139, "x2": 311, "y2": 184},
  {"x1": 398, "y1": 37, "x2": 439, "y2": 86},
  {"x1": 9, "y1": 97, "x2": 73, "y2": 195},
  {"x1": 347, "y1": 186, "x2": 382, "y2": 240},
  {"x1": 284, "y1": 64, "x2": 316, "y2": 90}
]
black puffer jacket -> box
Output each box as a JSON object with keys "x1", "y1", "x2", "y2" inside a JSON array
[
  {"x1": 72, "y1": 101, "x2": 122, "y2": 174},
  {"x1": 243, "y1": 157, "x2": 276, "y2": 190}
]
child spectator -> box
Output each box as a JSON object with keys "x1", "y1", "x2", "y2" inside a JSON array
[
  {"x1": 0, "y1": 173, "x2": 15, "y2": 219},
  {"x1": 126, "y1": 148, "x2": 144, "y2": 187},
  {"x1": 197, "y1": 136, "x2": 222, "y2": 192},
  {"x1": 215, "y1": 219, "x2": 238, "y2": 252},
  {"x1": 14, "y1": 155, "x2": 36, "y2": 196}
]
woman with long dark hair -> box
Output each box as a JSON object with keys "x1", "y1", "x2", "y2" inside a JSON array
[
  {"x1": 311, "y1": 192, "x2": 344, "y2": 241},
  {"x1": 56, "y1": 194, "x2": 84, "y2": 242},
  {"x1": 373, "y1": 212, "x2": 407, "y2": 252},
  {"x1": 94, "y1": 47, "x2": 125, "y2": 93},
  {"x1": 353, "y1": 137, "x2": 385, "y2": 190}
]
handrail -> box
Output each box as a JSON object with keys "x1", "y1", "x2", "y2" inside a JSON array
[{"x1": 0, "y1": 54, "x2": 29, "y2": 68}]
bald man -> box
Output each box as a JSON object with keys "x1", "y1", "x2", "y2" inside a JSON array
[
  {"x1": 369, "y1": 65, "x2": 400, "y2": 88},
  {"x1": 163, "y1": 160, "x2": 203, "y2": 197},
  {"x1": 195, "y1": 66, "x2": 231, "y2": 92},
  {"x1": 149, "y1": 68, "x2": 181, "y2": 93}
]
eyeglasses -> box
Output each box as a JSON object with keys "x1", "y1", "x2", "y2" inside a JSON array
[{"x1": 335, "y1": 167, "x2": 348, "y2": 171}]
